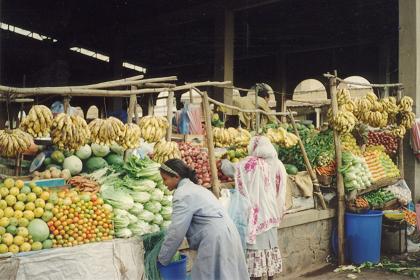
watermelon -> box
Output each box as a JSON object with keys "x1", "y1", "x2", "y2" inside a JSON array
[
  {"x1": 85, "y1": 157, "x2": 108, "y2": 173},
  {"x1": 105, "y1": 153, "x2": 124, "y2": 166},
  {"x1": 284, "y1": 164, "x2": 298, "y2": 175},
  {"x1": 27, "y1": 219, "x2": 49, "y2": 242}
]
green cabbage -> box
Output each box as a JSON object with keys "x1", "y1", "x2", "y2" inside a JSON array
[
  {"x1": 127, "y1": 213, "x2": 138, "y2": 225},
  {"x1": 102, "y1": 187, "x2": 134, "y2": 210},
  {"x1": 138, "y1": 210, "x2": 154, "y2": 222},
  {"x1": 129, "y1": 220, "x2": 151, "y2": 236},
  {"x1": 161, "y1": 206, "x2": 172, "y2": 220},
  {"x1": 116, "y1": 228, "x2": 132, "y2": 238},
  {"x1": 131, "y1": 191, "x2": 151, "y2": 203},
  {"x1": 150, "y1": 224, "x2": 160, "y2": 233},
  {"x1": 145, "y1": 201, "x2": 162, "y2": 214},
  {"x1": 151, "y1": 189, "x2": 164, "y2": 202},
  {"x1": 129, "y1": 203, "x2": 144, "y2": 216},
  {"x1": 153, "y1": 214, "x2": 164, "y2": 225},
  {"x1": 161, "y1": 195, "x2": 172, "y2": 206},
  {"x1": 114, "y1": 214, "x2": 130, "y2": 229}
]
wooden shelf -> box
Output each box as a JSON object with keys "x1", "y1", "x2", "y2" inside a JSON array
[{"x1": 357, "y1": 177, "x2": 401, "y2": 196}]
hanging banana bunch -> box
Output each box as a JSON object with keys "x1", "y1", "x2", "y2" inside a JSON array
[
  {"x1": 121, "y1": 123, "x2": 142, "y2": 149},
  {"x1": 51, "y1": 113, "x2": 90, "y2": 151},
  {"x1": 20, "y1": 105, "x2": 53, "y2": 137},
  {"x1": 0, "y1": 129, "x2": 33, "y2": 158},
  {"x1": 152, "y1": 139, "x2": 181, "y2": 163},
  {"x1": 138, "y1": 116, "x2": 168, "y2": 143},
  {"x1": 89, "y1": 117, "x2": 125, "y2": 146}
]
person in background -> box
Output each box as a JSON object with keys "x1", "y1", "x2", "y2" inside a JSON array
[
  {"x1": 158, "y1": 159, "x2": 249, "y2": 280},
  {"x1": 222, "y1": 136, "x2": 287, "y2": 280},
  {"x1": 227, "y1": 83, "x2": 279, "y2": 129}
]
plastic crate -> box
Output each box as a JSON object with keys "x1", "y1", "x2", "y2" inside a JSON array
[{"x1": 24, "y1": 178, "x2": 66, "y2": 188}]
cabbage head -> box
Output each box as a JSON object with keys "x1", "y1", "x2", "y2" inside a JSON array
[
  {"x1": 153, "y1": 213, "x2": 164, "y2": 225},
  {"x1": 131, "y1": 191, "x2": 151, "y2": 203},
  {"x1": 129, "y1": 220, "x2": 151, "y2": 236},
  {"x1": 151, "y1": 189, "x2": 164, "y2": 202},
  {"x1": 116, "y1": 228, "x2": 132, "y2": 238},
  {"x1": 145, "y1": 201, "x2": 162, "y2": 214},
  {"x1": 114, "y1": 214, "x2": 130, "y2": 229},
  {"x1": 161, "y1": 195, "x2": 172, "y2": 206},
  {"x1": 129, "y1": 203, "x2": 144, "y2": 216},
  {"x1": 161, "y1": 206, "x2": 172, "y2": 220},
  {"x1": 150, "y1": 224, "x2": 160, "y2": 233},
  {"x1": 138, "y1": 210, "x2": 155, "y2": 222}
]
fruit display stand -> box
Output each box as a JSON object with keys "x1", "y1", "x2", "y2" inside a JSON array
[
  {"x1": 324, "y1": 71, "x2": 415, "y2": 265},
  {"x1": 0, "y1": 237, "x2": 145, "y2": 280},
  {"x1": 185, "y1": 86, "x2": 327, "y2": 208}
]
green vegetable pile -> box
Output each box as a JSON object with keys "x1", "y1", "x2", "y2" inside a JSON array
[
  {"x1": 363, "y1": 189, "x2": 395, "y2": 208},
  {"x1": 99, "y1": 156, "x2": 173, "y2": 238},
  {"x1": 277, "y1": 127, "x2": 335, "y2": 171},
  {"x1": 339, "y1": 151, "x2": 372, "y2": 192}
]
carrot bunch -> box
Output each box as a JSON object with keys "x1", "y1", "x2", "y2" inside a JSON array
[
  {"x1": 355, "y1": 197, "x2": 369, "y2": 208},
  {"x1": 316, "y1": 162, "x2": 336, "y2": 176}
]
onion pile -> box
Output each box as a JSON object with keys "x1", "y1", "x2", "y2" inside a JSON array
[
  {"x1": 178, "y1": 143, "x2": 211, "y2": 188},
  {"x1": 367, "y1": 131, "x2": 398, "y2": 155}
]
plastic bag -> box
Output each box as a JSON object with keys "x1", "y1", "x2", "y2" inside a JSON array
[
  {"x1": 132, "y1": 141, "x2": 154, "y2": 158},
  {"x1": 219, "y1": 189, "x2": 231, "y2": 211},
  {"x1": 179, "y1": 104, "x2": 190, "y2": 134},
  {"x1": 221, "y1": 159, "x2": 236, "y2": 179},
  {"x1": 227, "y1": 189, "x2": 250, "y2": 250}
]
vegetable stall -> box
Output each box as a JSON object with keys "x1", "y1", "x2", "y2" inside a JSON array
[
  {"x1": 324, "y1": 72, "x2": 417, "y2": 265},
  {"x1": 0, "y1": 75, "x2": 237, "y2": 278}
]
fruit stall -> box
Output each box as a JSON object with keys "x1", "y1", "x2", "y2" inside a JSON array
[
  {"x1": 323, "y1": 72, "x2": 418, "y2": 265},
  {"x1": 0, "y1": 75, "x2": 240, "y2": 278}
]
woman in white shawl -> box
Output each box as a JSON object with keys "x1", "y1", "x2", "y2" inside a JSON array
[{"x1": 231, "y1": 135, "x2": 287, "y2": 280}]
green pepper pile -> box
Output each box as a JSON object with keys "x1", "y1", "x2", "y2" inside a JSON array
[{"x1": 363, "y1": 189, "x2": 395, "y2": 208}]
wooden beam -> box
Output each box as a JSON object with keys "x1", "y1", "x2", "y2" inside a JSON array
[
  {"x1": 214, "y1": 8, "x2": 234, "y2": 104},
  {"x1": 329, "y1": 71, "x2": 346, "y2": 265}
]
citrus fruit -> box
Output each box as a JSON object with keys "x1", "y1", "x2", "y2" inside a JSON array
[
  {"x1": 5, "y1": 195, "x2": 16, "y2": 207},
  {"x1": 18, "y1": 218, "x2": 29, "y2": 227},
  {"x1": 31, "y1": 241, "x2": 42, "y2": 251},
  {"x1": 8, "y1": 244, "x2": 19, "y2": 254},
  {"x1": 25, "y1": 202, "x2": 35, "y2": 211},
  {"x1": 0, "y1": 200, "x2": 7, "y2": 210},
  {"x1": 34, "y1": 208, "x2": 44, "y2": 218},
  {"x1": 8, "y1": 217, "x2": 18, "y2": 227},
  {"x1": 16, "y1": 193, "x2": 27, "y2": 202},
  {"x1": 13, "y1": 235, "x2": 24, "y2": 246},
  {"x1": 3, "y1": 207, "x2": 14, "y2": 218},
  {"x1": 0, "y1": 244, "x2": 8, "y2": 253},
  {"x1": 23, "y1": 210, "x2": 35, "y2": 221},
  {"x1": 27, "y1": 193, "x2": 37, "y2": 202},
  {"x1": 0, "y1": 187, "x2": 8, "y2": 198},
  {"x1": 0, "y1": 217, "x2": 9, "y2": 228},
  {"x1": 20, "y1": 242, "x2": 31, "y2": 252},
  {"x1": 40, "y1": 191, "x2": 49, "y2": 201},
  {"x1": 15, "y1": 180, "x2": 24, "y2": 189},
  {"x1": 2, "y1": 233, "x2": 13, "y2": 245},
  {"x1": 14, "y1": 201, "x2": 25, "y2": 211},
  {"x1": 3, "y1": 178, "x2": 15, "y2": 189},
  {"x1": 17, "y1": 227, "x2": 28, "y2": 237},
  {"x1": 9, "y1": 187, "x2": 19, "y2": 196},
  {"x1": 35, "y1": 199, "x2": 45, "y2": 208}
]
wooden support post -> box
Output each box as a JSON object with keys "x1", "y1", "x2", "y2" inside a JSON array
[
  {"x1": 128, "y1": 94, "x2": 136, "y2": 124},
  {"x1": 63, "y1": 96, "x2": 70, "y2": 114},
  {"x1": 202, "y1": 91, "x2": 220, "y2": 198},
  {"x1": 397, "y1": 87, "x2": 405, "y2": 178},
  {"x1": 148, "y1": 96, "x2": 154, "y2": 116},
  {"x1": 255, "y1": 87, "x2": 260, "y2": 134},
  {"x1": 329, "y1": 72, "x2": 346, "y2": 265},
  {"x1": 288, "y1": 110, "x2": 327, "y2": 209},
  {"x1": 166, "y1": 91, "x2": 174, "y2": 141}
]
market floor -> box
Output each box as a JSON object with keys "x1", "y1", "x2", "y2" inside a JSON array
[{"x1": 285, "y1": 266, "x2": 416, "y2": 279}]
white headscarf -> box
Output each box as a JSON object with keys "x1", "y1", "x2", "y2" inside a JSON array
[{"x1": 235, "y1": 136, "x2": 287, "y2": 244}]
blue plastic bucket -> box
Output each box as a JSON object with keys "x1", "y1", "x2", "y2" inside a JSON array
[
  {"x1": 158, "y1": 254, "x2": 188, "y2": 280},
  {"x1": 345, "y1": 210, "x2": 383, "y2": 264}
]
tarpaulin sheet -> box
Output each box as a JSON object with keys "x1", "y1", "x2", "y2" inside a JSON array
[{"x1": 0, "y1": 238, "x2": 144, "y2": 280}]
